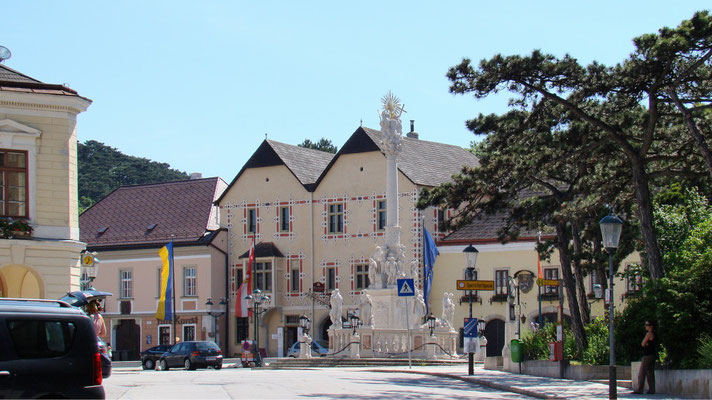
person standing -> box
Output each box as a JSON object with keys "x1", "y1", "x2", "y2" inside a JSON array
[
  {"x1": 634, "y1": 320, "x2": 657, "y2": 394},
  {"x1": 86, "y1": 300, "x2": 107, "y2": 339}
]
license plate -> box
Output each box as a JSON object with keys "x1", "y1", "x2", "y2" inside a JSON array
[{"x1": 206, "y1": 356, "x2": 217, "y2": 361}]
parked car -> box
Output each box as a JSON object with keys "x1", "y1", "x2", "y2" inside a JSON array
[
  {"x1": 140, "y1": 344, "x2": 173, "y2": 370},
  {"x1": 287, "y1": 340, "x2": 329, "y2": 357},
  {"x1": 59, "y1": 289, "x2": 113, "y2": 378},
  {"x1": 0, "y1": 298, "x2": 105, "y2": 399},
  {"x1": 158, "y1": 341, "x2": 223, "y2": 370}
]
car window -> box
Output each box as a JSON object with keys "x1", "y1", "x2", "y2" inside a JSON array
[
  {"x1": 196, "y1": 342, "x2": 219, "y2": 351},
  {"x1": 7, "y1": 320, "x2": 77, "y2": 358},
  {"x1": 172, "y1": 343, "x2": 183, "y2": 352}
]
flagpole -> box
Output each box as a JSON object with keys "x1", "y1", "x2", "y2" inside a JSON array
[
  {"x1": 171, "y1": 236, "x2": 177, "y2": 345},
  {"x1": 537, "y1": 231, "x2": 542, "y2": 327},
  {"x1": 421, "y1": 215, "x2": 427, "y2": 316}
]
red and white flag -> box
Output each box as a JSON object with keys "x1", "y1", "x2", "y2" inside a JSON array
[{"x1": 235, "y1": 237, "x2": 255, "y2": 318}]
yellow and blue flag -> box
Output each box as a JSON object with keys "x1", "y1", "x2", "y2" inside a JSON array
[{"x1": 155, "y1": 242, "x2": 174, "y2": 321}]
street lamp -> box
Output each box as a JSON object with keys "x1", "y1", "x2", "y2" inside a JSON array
[
  {"x1": 350, "y1": 315, "x2": 360, "y2": 335},
  {"x1": 427, "y1": 314, "x2": 436, "y2": 336},
  {"x1": 205, "y1": 297, "x2": 227, "y2": 345},
  {"x1": 600, "y1": 214, "x2": 623, "y2": 400},
  {"x1": 463, "y1": 243, "x2": 478, "y2": 376},
  {"x1": 245, "y1": 289, "x2": 270, "y2": 367},
  {"x1": 299, "y1": 314, "x2": 311, "y2": 358},
  {"x1": 299, "y1": 314, "x2": 311, "y2": 334}
]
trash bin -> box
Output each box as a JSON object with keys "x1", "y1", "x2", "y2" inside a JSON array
[{"x1": 510, "y1": 339, "x2": 523, "y2": 363}]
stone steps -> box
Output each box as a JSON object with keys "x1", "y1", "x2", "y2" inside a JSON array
[{"x1": 263, "y1": 357, "x2": 468, "y2": 369}]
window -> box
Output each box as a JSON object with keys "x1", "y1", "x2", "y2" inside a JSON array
[
  {"x1": 8, "y1": 320, "x2": 76, "y2": 358},
  {"x1": 626, "y1": 266, "x2": 643, "y2": 292},
  {"x1": 437, "y1": 208, "x2": 446, "y2": 232},
  {"x1": 247, "y1": 208, "x2": 257, "y2": 233},
  {"x1": 0, "y1": 150, "x2": 28, "y2": 217},
  {"x1": 159, "y1": 325, "x2": 171, "y2": 345},
  {"x1": 183, "y1": 325, "x2": 196, "y2": 341},
  {"x1": 495, "y1": 270, "x2": 509, "y2": 295},
  {"x1": 120, "y1": 270, "x2": 132, "y2": 298},
  {"x1": 544, "y1": 268, "x2": 559, "y2": 295},
  {"x1": 255, "y1": 262, "x2": 272, "y2": 292},
  {"x1": 355, "y1": 264, "x2": 369, "y2": 290},
  {"x1": 377, "y1": 200, "x2": 386, "y2": 231},
  {"x1": 328, "y1": 203, "x2": 344, "y2": 234},
  {"x1": 280, "y1": 206, "x2": 290, "y2": 232},
  {"x1": 290, "y1": 262, "x2": 300, "y2": 293},
  {"x1": 184, "y1": 267, "x2": 196, "y2": 297},
  {"x1": 157, "y1": 268, "x2": 162, "y2": 297},
  {"x1": 235, "y1": 318, "x2": 249, "y2": 343},
  {"x1": 326, "y1": 267, "x2": 336, "y2": 290}
]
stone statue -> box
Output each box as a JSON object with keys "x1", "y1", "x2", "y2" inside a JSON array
[
  {"x1": 359, "y1": 290, "x2": 373, "y2": 327},
  {"x1": 385, "y1": 256, "x2": 398, "y2": 287},
  {"x1": 442, "y1": 292, "x2": 455, "y2": 331},
  {"x1": 412, "y1": 288, "x2": 426, "y2": 328},
  {"x1": 368, "y1": 258, "x2": 379, "y2": 289},
  {"x1": 329, "y1": 289, "x2": 343, "y2": 329},
  {"x1": 409, "y1": 259, "x2": 419, "y2": 280}
]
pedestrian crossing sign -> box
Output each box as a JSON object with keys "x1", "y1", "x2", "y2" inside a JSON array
[{"x1": 397, "y1": 278, "x2": 415, "y2": 297}]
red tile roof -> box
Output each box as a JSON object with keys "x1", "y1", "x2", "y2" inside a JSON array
[{"x1": 80, "y1": 177, "x2": 226, "y2": 250}]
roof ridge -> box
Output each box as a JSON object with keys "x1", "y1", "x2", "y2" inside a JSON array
[
  {"x1": 115, "y1": 177, "x2": 219, "y2": 190},
  {"x1": 267, "y1": 139, "x2": 335, "y2": 155},
  {"x1": 362, "y1": 126, "x2": 469, "y2": 150},
  {"x1": 0, "y1": 64, "x2": 43, "y2": 83}
]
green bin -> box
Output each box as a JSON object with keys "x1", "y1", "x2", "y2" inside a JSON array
[{"x1": 510, "y1": 339, "x2": 523, "y2": 363}]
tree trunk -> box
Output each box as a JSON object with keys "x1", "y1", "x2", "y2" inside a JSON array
[
  {"x1": 555, "y1": 222, "x2": 588, "y2": 352},
  {"x1": 668, "y1": 89, "x2": 712, "y2": 180},
  {"x1": 630, "y1": 159, "x2": 664, "y2": 279},
  {"x1": 571, "y1": 222, "x2": 591, "y2": 324}
]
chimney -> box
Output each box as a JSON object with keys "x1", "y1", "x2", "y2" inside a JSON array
[
  {"x1": 190, "y1": 172, "x2": 203, "y2": 180},
  {"x1": 406, "y1": 120, "x2": 419, "y2": 139}
]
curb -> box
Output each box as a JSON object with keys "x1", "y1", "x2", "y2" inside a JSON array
[{"x1": 370, "y1": 369, "x2": 565, "y2": 399}]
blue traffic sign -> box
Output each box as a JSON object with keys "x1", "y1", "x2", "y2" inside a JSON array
[
  {"x1": 396, "y1": 278, "x2": 415, "y2": 297},
  {"x1": 464, "y1": 317, "x2": 478, "y2": 338}
]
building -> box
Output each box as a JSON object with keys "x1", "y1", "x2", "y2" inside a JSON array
[
  {"x1": 217, "y1": 125, "x2": 478, "y2": 356},
  {"x1": 80, "y1": 177, "x2": 228, "y2": 360},
  {"x1": 0, "y1": 63, "x2": 91, "y2": 299},
  {"x1": 431, "y1": 212, "x2": 641, "y2": 357}
]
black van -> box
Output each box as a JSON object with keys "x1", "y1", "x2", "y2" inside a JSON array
[{"x1": 0, "y1": 298, "x2": 105, "y2": 399}]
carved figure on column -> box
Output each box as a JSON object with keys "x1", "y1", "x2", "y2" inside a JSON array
[
  {"x1": 412, "y1": 288, "x2": 427, "y2": 328},
  {"x1": 368, "y1": 258, "x2": 379, "y2": 289},
  {"x1": 359, "y1": 290, "x2": 373, "y2": 328},
  {"x1": 442, "y1": 292, "x2": 455, "y2": 331},
  {"x1": 385, "y1": 256, "x2": 398, "y2": 287},
  {"x1": 409, "y1": 259, "x2": 419, "y2": 280},
  {"x1": 329, "y1": 289, "x2": 343, "y2": 329}
]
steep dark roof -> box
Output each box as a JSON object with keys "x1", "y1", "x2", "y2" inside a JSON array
[
  {"x1": 80, "y1": 177, "x2": 226, "y2": 250},
  {"x1": 441, "y1": 212, "x2": 549, "y2": 244},
  {"x1": 0, "y1": 64, "x2": 89, "y2": 100},
  {"x1": 315, "y1": 126, "x2": 479, "y2": 188},
  {"x1": 216, "y1": 140, "x2": 335, "y2": 204},
  {"x1": 238, "y1": 242, "x2": 285, "y2": 258}
]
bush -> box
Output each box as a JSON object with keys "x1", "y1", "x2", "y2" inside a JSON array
[
  {"x1": 521, "y1": 321, "x2": 578, "y2": 361},
  {"x1": 697, "y1": 334, "x2": 712, "y2": 369},
  {"x1": 581, "y1": 317, "x2": 609, "y2": 365}
]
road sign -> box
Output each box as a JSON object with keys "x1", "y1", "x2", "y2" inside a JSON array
[
  {"x1": 464, "y1": 317, "x2": 478, "y2": 338},
  {"x1": 536, "y1": 278, "x2": 560, "y2": 287},
  {"x1": 456, "y1": 280, "x2": 495, "y2": 291},
  {"x1": 397, "y1": 278, "x2": 415, "y2": 297}
]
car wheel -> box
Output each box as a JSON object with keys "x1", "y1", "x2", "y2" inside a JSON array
[
  {"x1": 143, "y1": 359, "x2": 155, "y2": 370},
  {"x1": 215, "y1": 363, "x2": 222, "y2": 370},
  {"x1": 184, "y1": 358, "x2": 194, "y2": 370},
  {"x1": 159, "y1": 359, "x2": 169, "y2": 371}
]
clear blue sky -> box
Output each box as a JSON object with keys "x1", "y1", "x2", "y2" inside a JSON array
[{"x1": 2, "y1": 1, "x2": 710, "y2": 182}]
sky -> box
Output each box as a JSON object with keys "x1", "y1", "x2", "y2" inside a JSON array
[{"x1": 2, "y1": 1, "x2": 710, "y2": 182}]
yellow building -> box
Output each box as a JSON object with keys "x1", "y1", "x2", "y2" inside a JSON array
[
  {"x1": 218, "y1": 125, "x2": 477, "y2": 356},
  {"x1": 0, "y1": 63, "x2": 91, "y2": 299}
]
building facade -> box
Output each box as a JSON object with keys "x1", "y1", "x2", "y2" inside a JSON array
[
  {"x1": 0, "y1": 63, "x2": 91, "y2": 300},
  {"x1": 80, "y1": 177, "x2": 229, "y2": 360},
  {"x1": 218, "y1": 126, "x2": 477, "y2": 356}
]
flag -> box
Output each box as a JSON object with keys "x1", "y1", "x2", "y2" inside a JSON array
[
  {"x1": 235, "y1": 237, "x2": 255, "y2": 318},
  {"x1": 537, "y1": 254, "x2": 543, "y2": 279},
  {"x1": 423, "y1": 226, "x2": 439, "y2": 315},
  {"x1": 155, "y1": 242, "x2": 174, "y2": 321}
]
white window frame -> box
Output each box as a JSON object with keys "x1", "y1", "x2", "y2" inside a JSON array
[
  {"x1": 326, "y1": 267, "x2": 336, "y2": 291},
  {"x1": 120, "y1": 269, "x2": 133, "y2": 299},
  {"x1": 377, "y1": 200, "x2": 386, "y2": 231},
  {"x1": 328, "y1": 203, "x2": 344, "y2": 234},
  {"x1": 183, "y1": 266, "x2": 197, "y2": 297},
  {"x1": 183, "y1": 324, "x2": 196, "y2": 342},
  {"x1": 289, "y1": 260, "x2": 300, "y2": 293},
  {"x1": 495, "y1": 269, "x2": 509, "y2": 296},
  {"x1": 247, "y1": 208, "x2": 257, "y2": 233},
  {"x1": 255, "y1": 261, "x2": 272, "y2": 292},
  {"x1": 280, "y1": 206, "x2": 290, "y2": 232},
  {"x1": 355, "y1": 264, "x2": 369, "y2": 290},
  {"x1": 544, "y1": 268, "x2": 559, "y2": 295}
]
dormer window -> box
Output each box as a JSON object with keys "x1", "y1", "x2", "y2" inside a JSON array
[
  {"x1": 97, "y1": 227, "x2": 108, "y2": 235},
  {"x1": 147, "y1": 223, "x2": 157, "y2": 232}
]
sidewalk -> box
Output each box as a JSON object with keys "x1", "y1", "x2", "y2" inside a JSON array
[{"x1": 369, "y1": 365, "x2": 677, "y2": 399}]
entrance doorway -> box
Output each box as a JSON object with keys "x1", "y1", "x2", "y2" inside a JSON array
[
  {"x1": 485, "y1": 318, "x2": 505, "y2": 357},
  {"x1": 284, "y1": 326, "x2": 298, "y2": 356},
  {"x1": 115, "y1": 319, "x2": 141, "y2": 360}
]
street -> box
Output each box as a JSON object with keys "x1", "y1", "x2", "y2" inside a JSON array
[{"x1": 104, "y1": 366, "x2": 534, "y2": 399}]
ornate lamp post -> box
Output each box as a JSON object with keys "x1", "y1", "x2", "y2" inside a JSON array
[
  {"x1": 463, "y1": 243, "x2": 478, "y2": 375},
  {"x1": 205, "y1": 297, "x2": 227, "y2": 345},
  {"x1": 427, "y1": 314, "x2": 437, "y2": 336},
  {"x1": 299, "y1": 314, "x2": 311, "y2": 358},
  {"x1": 350, "y1": 315, "x2": 360, "y2": 335},
  {"x1": 245, "y1": 289, "x2": 270, "y2": 367},
  {"x1": 600, "y1": 214, "x2": 623, "y2": 400}
]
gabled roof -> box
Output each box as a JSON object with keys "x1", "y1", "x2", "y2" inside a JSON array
[
  {"x1": 238, "y1": 242, "x2": 285, "y2": 258},
  {"x1": 0, "y1": 64, "x2": 90, "y2": 100},
  {"x1": 216, "y1": 140, "x2": 335, "y2": 204},
  {"x1": 80, "y1": 177, "x2": 227, "y2": 250},
  {"x1": 314, "y1": 126, "x2": 479, "y2": 188}
]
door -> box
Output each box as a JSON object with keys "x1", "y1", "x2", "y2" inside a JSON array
[
  {"x1": 485, "y1": 319, "x2": 505, "y2": 357},
  {"x1": 284, "y1": 327, "x2": 297, "y2": 356},
  {"x1": 115, "y1": 319, "x2": 141, "y2": 360}
]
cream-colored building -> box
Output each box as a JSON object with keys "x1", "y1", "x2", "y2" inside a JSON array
[
  {"x1": 80, "y1": 177, "x2": 228, "y2": 360},
  {"x1": 432, "y1": 213, "x2": 641, "y2": 357},
  {"x1": 217, "y1": 126, "x2": 478, "y2": 356},
  {"x1": 0, "y1": 63, "x2": 91, "y2": 299}
]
